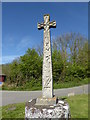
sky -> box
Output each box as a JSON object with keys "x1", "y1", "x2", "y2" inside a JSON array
[{"x1": 2, "y1": 2, "x2": 88, "y2": 64}]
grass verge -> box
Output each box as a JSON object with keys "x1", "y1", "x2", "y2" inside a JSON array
[
  {"x1": 0, "y1": 87, "x2": 2, "y2": 90},
  {"x1": 61, "y1": 94, "x2": 88, "y2": 118},
  {"x1": 1, "y1": 94, "x2": 88, "y2": 118},
  {"x1": 2, "y1": 78, "x2": 88, "y2": 91}
]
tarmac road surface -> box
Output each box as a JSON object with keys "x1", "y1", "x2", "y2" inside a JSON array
[{"x1": 0, "y1": 84, "x2": 89, "y2": 106}]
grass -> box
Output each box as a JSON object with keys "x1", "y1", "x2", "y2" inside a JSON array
[
  {"x1": 61, "y1": 94, "x2": 88, "y2": 118},
  {"x1": 0, "y1": 86, "x2": 2, "y2": 90},
  {"x1": 1, "y1": 94, "x2": 88, "y2": 119},
  {"x1": 1, "y1": 103, "x2": 25, "y2": 119},
  {"x1": 54, "y1": 78, "x2": 88, "y2": 89},
  {"x1": 2, "y1": 78, "x2": 88, "y2": 91}
]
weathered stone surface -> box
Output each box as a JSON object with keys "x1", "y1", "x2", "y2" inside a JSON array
[
  {"x1": 25, "y1": 99, "x2": 71, "y2": 119},
  {"x1": 37, "y1": 14, "x2": 56, "y2": 99},
  {"x1": 35, "y1": 97, "x2": 57, "y2": 105}
]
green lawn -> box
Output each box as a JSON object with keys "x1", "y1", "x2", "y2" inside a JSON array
[
  {"x1": 1, "y1": 94, "x2": 88, "y2": 119},
  {"x1": 1, "y1": 103, "x2": 25, "y2": 119},
  {"x1": 62, "y1": 94, "x2": 88, "y2": 118}
]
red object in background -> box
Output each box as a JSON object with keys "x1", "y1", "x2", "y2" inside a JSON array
[{"x1": 0, "y1": 74, "x2": 6, "y2": 82}]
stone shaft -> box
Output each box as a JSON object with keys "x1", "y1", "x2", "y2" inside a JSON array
[{"x1": 38, "y1": 14, "x2": 56, "y2": 98}]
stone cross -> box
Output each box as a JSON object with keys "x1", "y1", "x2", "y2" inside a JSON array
[{"x1": 37, "y1": 14, "x2": 56, "y2": 99}]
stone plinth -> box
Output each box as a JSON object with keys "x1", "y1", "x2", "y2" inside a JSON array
[
  {"x1": 25, "y1": 98, "x2": 71, "y2": 119},
  {"x1": 35, "y1": 97, "x2": 57, "y2": 105}
]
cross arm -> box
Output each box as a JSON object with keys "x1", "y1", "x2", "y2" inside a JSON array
[
  {"x1": 37, "y1": 22, "x2": 44, "y2": 30},
  {"x1": 49, "y1": 21, "x2": 56, "y2": 28}
]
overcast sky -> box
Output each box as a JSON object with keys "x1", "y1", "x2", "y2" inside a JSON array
[{"x1": 2, "y1": 2, "x2": 88, "y2": 64}]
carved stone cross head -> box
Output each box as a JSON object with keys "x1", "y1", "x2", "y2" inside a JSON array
[{"x1": 37, "y1": 14, "x2": 56, "y2": 30}]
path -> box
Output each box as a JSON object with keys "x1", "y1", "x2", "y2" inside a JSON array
[{"x1": 0, "y1": 84, "x2": 89, "y2": 106}]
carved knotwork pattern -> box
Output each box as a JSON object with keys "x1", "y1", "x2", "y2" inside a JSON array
[
  {"x1": 44, "y1": 75, "x2": 51, "y2": 88},
  {"x1": 38, "y1": 14, "x2": 56, "y2": 98}
]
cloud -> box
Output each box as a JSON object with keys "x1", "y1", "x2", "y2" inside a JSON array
[
  {"x1": 3, "y1": 35, "x2": 15, "y2": 48},
  {"x1": 16, "y1": 36, "x2": 33, "y2": 52},
  {"x1": 1, "y1": 55, "x2": 20, "y2": 64}
]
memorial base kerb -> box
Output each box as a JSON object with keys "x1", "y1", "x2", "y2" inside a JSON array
[{"x1": 25, "y1": 98, "x2": 71, "y2": 119}]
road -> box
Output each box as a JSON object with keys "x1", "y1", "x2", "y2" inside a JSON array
[{"x1": 0, "y1": 84, "x2": 89, "y2": 106}]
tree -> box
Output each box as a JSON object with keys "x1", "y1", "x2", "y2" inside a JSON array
[
  {"x1": 2, "y1": 32, "x2": 88, "y2": 89},
  {"x1": 52, "y1": 49, "x2": 64, "y2": 82},
  {"x1": 20, "y1": 48, "x2": 42, "y2": 83}
]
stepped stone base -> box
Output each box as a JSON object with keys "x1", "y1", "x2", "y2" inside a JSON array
[{"x1": 25, "y1": 98, "x2": 71, "y2": 119}]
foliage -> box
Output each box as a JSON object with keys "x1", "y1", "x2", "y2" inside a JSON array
[
  {"x1": 2, "y1": 78, "x2": 88, "y2": 91},
  {"x1": 52, "y1": 49, "x2": 64, "y2": 82},
  {"x1": 2, "y1": 33, "x2": 88, "y2": 90}
]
